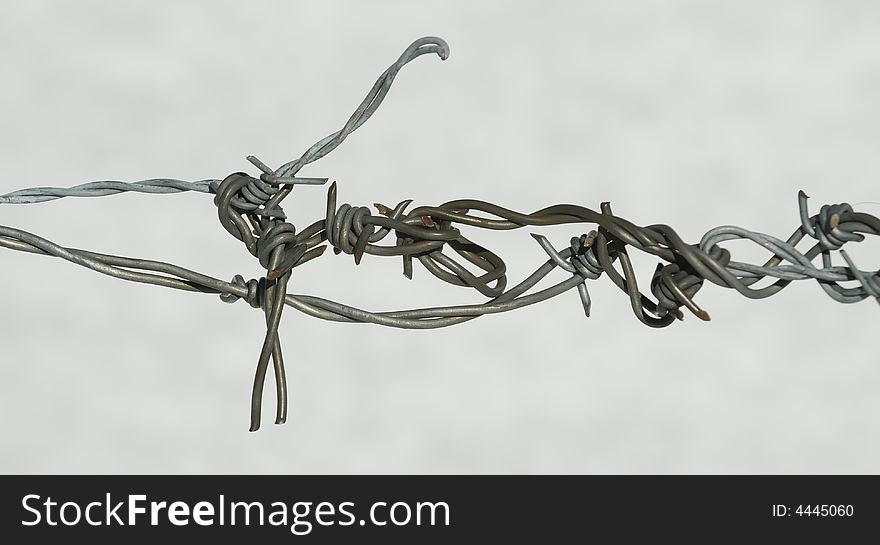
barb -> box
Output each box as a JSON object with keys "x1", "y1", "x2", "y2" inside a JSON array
[{"x1": 1, "y1": 37, "x2": 878, "y2": 431}]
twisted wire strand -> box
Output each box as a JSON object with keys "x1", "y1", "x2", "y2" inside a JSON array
[
  {"x1": 1, "y1": 36, "x2": 878, "y2": 431},
  {"x1": 0, "y1": 179, "x2": 215, "y2": 204},
  {"x1": 0, "y1": 36, "x2": 450, "y2": 207}
]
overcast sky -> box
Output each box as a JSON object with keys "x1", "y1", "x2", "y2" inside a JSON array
[{"x1": 1, "y1": 1, "x2": 878, "y2": 473}]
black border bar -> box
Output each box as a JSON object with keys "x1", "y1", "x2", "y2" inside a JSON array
[{"x1": 1, "y1": 476, "x2": 876, "y2": 542}]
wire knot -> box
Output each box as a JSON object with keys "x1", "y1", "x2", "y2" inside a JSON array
[
  {"x1": 649, "y1": 243, "x2": 731, "y2": 321},
  {"x1": 256, "y1": 220, "x2": 307, "y2": 280},
  {"x1": 798, "y1": 191, "x2": 865, "y2": 251},
  {"x1": 326, "y1": 203, "x2": 383, "y2": 265},
  {"x1": 220, "y1": 275, "x2": 263, "y2": 309},
  {"x1": 569, "y1": 232, "x2": 604, "y2": 280},
  {"x1": 211, "y1": 173, "x2": 311, "y2": 279},
  {"x1": 531, "y1": 231, "x2": 602, "y2": 317},
  {"x1": 650, "y1": 263, "x2": 707, "y2": 321},
  {"x1": 210, "y1": 172, "x2": 286, "y2": 219}
]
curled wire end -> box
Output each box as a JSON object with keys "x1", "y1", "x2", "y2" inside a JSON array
[{"x1": 399, "y1": 36, "x2": 450, "y2": 65}]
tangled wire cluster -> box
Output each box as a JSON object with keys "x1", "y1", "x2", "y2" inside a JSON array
[{"x1": 1, "y1": 37, "x2": 878, "y2": 431}]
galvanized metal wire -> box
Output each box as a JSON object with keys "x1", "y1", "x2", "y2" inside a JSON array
[{"x1": 2, "y1": 37, "x2": 878, "y2": 431}]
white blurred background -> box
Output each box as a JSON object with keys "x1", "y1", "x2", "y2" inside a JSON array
[{"x1": 0, "y1": 1, "x2": 877, "y2": 473}]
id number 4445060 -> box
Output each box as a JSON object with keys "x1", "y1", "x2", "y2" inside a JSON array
[{"x1": 772, "y1": 504, "x2": 854, "y2": 517}]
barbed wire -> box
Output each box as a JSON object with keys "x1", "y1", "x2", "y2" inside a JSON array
[{"x1": 1, "y1": 37, "x2": 878, "y2": 432}]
